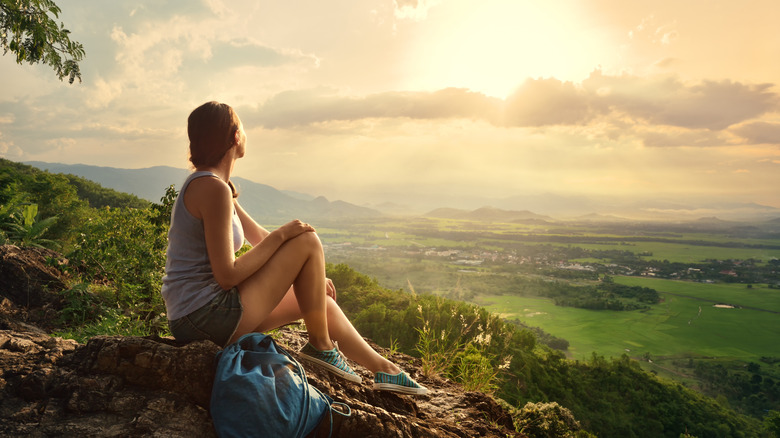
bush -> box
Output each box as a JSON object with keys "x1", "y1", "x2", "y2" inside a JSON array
[
  {"x1": 515, "y1": 402, "x2": 593, "y2": 438},
  {"x1": 61, "y1": 196, "x2": 172, "y2": 338}
]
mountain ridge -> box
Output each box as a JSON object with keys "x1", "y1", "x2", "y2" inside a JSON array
[
  {"x1": 426, "y1": 206, "x2": 552, "y2": 223},
  {"x1": 24, "y1": 161, "x2": 380, "y2": 223},
  {"x1": 23, "y1": 161, "x2": 780, "y2": 223}
]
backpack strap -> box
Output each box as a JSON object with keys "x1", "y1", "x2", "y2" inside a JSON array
[{"x1": 331, "y1": 402, "x2": 351, "y2": 417}]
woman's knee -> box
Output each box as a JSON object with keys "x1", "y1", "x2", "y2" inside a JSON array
[
  {"x1": 326, "y1": 297, "x2": 346, "y2": 319},
  {"x1": 289, "y1": 231, "x2": 323, "y2": 253}
]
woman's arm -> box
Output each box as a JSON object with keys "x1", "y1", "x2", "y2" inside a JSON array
[
  {"x1": 234, "y1": 199, "x2": 268, "y2": 246},
  {"x1": 186, "y1": 177, "x2": 313, "y2": 290},
  {"x1": 235, "y1": 196, "x2": 339, "y2": 300}
]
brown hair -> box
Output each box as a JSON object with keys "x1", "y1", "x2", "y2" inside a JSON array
[
  {"x1": 188, "y1": 101, "x2": 240, "y2": 168},
  {"x1": 187, "y1": 101, "x2": 240, "y2": 197}
]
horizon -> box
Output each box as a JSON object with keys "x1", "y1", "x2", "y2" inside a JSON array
[
  {"x1": 22, "y1": 159, "x2": 780, "y2": 223},
  {"x1": 2, "y1": 1, "x2": 779, "y2": 210}
]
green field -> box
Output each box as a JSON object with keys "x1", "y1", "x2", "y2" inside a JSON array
[
  {"x1": 320, "y1": 217, "x2": 780, "y2": 265},
  {"x1": 323, "y1": 216, "x2": 780, "y2": 416},
  {"x1": 476, "y1": 277, "x2": 780, "y2": 363},
  {"x1": 568, "y1": 241, "x2": 780, "y2": 264},
  {"x1": 325, "y1": 218, "x2": 780, "y2": 365}
]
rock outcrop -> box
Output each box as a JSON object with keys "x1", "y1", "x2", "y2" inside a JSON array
[{"x1": 0, "y1": 244, "x2": 522, "y2": 437}]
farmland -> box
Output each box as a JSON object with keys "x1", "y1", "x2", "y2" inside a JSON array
[
  {"x1": 476, "y1": 278, "x2": 779, "y2": 362},
  {"x1": 318, "y1": 214, "x2": 780, "y2": 416},
  {"x1": 318, "y1": 216, "x2": 780, "y2": 361}
]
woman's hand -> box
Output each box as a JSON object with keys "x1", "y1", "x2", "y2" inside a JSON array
[
  {"x1": 325, "y1": 277, "x2": 337, "y2": 301},
  {"x1": 275, "y1": 219, "x2": 315, "y2": 242}
]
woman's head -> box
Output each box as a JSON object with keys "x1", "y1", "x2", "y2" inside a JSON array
[{"x1": 187, "y1": 101, "x2": 243, "y2": 168}]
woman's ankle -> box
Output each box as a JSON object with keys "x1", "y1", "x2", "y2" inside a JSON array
[
  {"x1": 307, "y1": 336, "x2": 334, "y2": 351},
  {"x1": 372, "y1": 360, "x2": 401, "y2": 375}
]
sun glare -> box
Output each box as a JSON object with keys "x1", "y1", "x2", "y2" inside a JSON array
[{"x1": 404, "y1": 1, "x2": 604, "y2": 98}]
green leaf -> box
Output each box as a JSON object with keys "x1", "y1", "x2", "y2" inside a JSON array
[
  {"x1": 1, "y1": 0, "x2": 84, "y2": 82},
  {"x1": 21, "y1": 203, "x2": 37, "y2": 227}
]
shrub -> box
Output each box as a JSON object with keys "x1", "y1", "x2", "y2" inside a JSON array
[{"x1": 515, "y1": 402, "x2": 593, "y2": 438}]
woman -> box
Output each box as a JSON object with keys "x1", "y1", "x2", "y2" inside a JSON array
[{"x1": 161, "y1": 101, "x2": 426, "y2": 395}]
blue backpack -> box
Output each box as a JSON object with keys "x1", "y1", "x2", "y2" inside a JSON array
[{"x1": 210, "y1": 333, "x2": 350, "y2": 438}]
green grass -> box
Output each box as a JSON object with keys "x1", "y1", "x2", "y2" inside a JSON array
[
  {"x1": 476, "y1": 279, "x2": 780, "y2": 363},
  {"x1": 554, "y1": 240, "x2": 780, "y2": 263},
  {"x1": 613, "y1": 276, "x2": 780, "y2": 311}
]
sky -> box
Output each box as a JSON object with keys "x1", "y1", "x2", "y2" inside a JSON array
[{"x1": 1, "y1": 0, "x2": 779, "y2": 214}]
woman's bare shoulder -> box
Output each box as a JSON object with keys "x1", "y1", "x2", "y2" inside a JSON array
[
  {"x1": 188, "y1": 174, "x2": 229, "y2": 192},
  {"x1": 184, "y1": 176, "x2": 232, "y2": 219}
]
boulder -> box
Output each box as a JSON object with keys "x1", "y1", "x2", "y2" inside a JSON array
[
  {"x1": 0, "y1": 244, "x2": 65, "y2": 307},
  {"x1": 0, "y1": 324, "x2": 521, "y2": 437}
]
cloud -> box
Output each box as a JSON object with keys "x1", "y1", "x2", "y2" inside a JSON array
[
  {"x1": 653, "y1": 80, "x2": 776, "y2": 129},
  {"x1": 504, "y1": 78, "x2": 592, "y2": 126},
  {"x1": 206, "y1": 39, "x2": 319, "y2": 69},
  {"x1": 639, "y1": 128, "x2": 736, "y2": 148},
  {"x1": 393, "y1": 0, "x2": 440, "y2": 21},
  {"x1": 732, "y1": 121, "x2": 780, "y2": 145},
  {"x1": 653, "y1": 57, "x2": 678, "y2": 69},
  {"x1": 248, "y1": 72, "x2": 779, "y2": 140},
  {"x1": 0, "y1": 113, "x2": 14, "y2": 124},
  {"x1": 628, "y1": 15, "x2": 678, "y2": 46},
  {"x1": 86, "y1": 77, "x2": 124, "y2": 109},
  {"x1": 247, "y1": 87, "x2": 501, "y2": 129},
  {"x1": 660, "y1": 30, "x2": 678, "y2": 45},
  {"x1": 125, "y1": 1, "x2": 212, "y2": 21},
  {"x1": 0, "y1": 127, "x2": 23, "y2": 159},
  {"x1": 583, "y1": 72, "x2": 779, "y2": 130},
  {"x1": 69, "y1": 8, "x2": 322, "y2": 112}
]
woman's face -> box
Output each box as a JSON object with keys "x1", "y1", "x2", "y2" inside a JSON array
[{"x1": 235, "y1": 120, "x2": 247, "y2": 158}]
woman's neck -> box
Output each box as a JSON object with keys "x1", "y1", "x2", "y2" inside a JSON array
[{"x1": 196, "y1": 158, "x2": 234, "y2": 183}]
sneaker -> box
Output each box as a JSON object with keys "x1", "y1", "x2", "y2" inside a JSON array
[
  {"x1": 373, "y1": 371, "x2": 428, "y2": 395},
  {"x1": 299, "y1": 342, "x2": 362, "y2": 383}
]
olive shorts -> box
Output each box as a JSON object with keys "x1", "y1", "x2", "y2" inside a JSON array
[{"x1": 168, "y1": 287, "x2": 243, "y2": 347}]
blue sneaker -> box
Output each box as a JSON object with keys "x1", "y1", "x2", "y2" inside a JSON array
[
  {"x1": 373, "y1": 371, "x2": 428, "y2": 395},
  {"x1": 299, "y1": 342, "x2": 362, "y2": 383}
]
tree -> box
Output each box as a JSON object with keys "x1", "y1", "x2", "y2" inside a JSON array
[
  {"x1": 0, "y1": 0, "x2": 84, "y2": 83},
  {"x1": 765, "y1": 410, "x2": 780, "y2": 437}
]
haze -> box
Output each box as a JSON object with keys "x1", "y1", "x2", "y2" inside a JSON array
[{"x1": 1, "y1": 0, "x2": 779, "y2": 213}]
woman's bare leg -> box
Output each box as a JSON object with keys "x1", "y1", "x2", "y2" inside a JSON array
[
  {"x1": 257, "y1": 288, "x2": 401, "y2": 375},
  {"x1": 230, "y1": 232, "x2": 331, "y2": 350},
  {"x1": 325, "y1": 297, "x2": 400, "y2": 374}
]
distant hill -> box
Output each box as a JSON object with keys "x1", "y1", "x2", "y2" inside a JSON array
[
  {"x1": 25, "y1": 161, "x2": 190, "y2": 202},
  {"x1": 363, "y1": 201, "x2": 420, "y2": 217},
  {"x1": 25, "y1": 161, "x2": 380, "y2": 223},
  {"x1": 425, "y1": 206, "x2": 552, "y2": 223},
  {"x1": 572, "y1": 213, "x2": 630, "y2": 223},
  {"x1": 494, "y1": 193, "x2": 780, "y2": 222},
  {"x1": 23, "y1": 162, "x2": 780, "y2": 224}
]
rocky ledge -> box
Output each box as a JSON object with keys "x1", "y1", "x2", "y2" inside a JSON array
[{"x1": 0, "y1": 244, "x2": 522, "y2": 437}]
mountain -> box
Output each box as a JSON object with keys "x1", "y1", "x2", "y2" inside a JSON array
[
  {"x1": 572, "y1": 213, "x2": 630, "y2": 222},
  {"x1": 24, "y1": 161, "x2": 380, "y2": 222},
  {"x1": 362, "y1": 201, "x2": 420, "y2": 217},
  {"x1": 425, "y1": 206, "x2": 552, "y2": 223},
  {"x1": 228, "y1": 179, "x2": 380, "y2": 222},
  {"x1": 494, "y1": 193, "x2": 601, "y2": 218},
  {"x1": 23, "y1": 161, "x2": 780, "y2": 223},
  {"x1": 493, "y1": 193, "x2": 780, "y2": 222},
  {"x1": 25, "y1": 161, "x2": 190, "y2": 202}
]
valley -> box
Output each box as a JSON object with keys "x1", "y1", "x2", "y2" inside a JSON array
[{"x1": 316, "y1": 215, "x2": 780, "y2": 418}]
